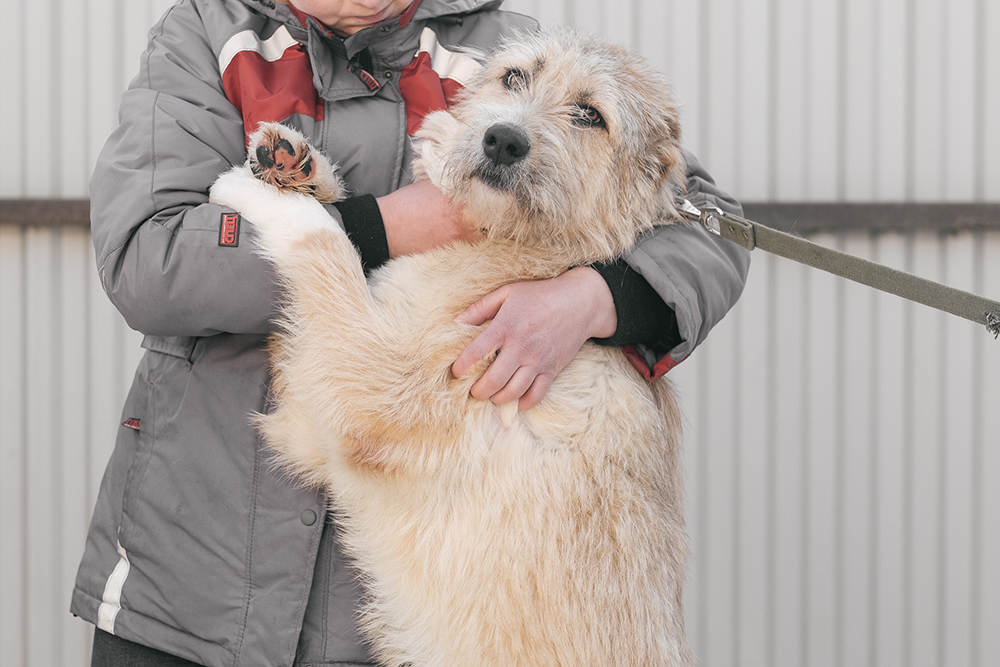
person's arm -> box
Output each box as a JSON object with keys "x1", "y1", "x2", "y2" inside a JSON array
[
  {"x1": 451, "y1": 149, "x2": 750, "y2": 406},
  {"x1": 91, "y1": 5, "x2": 280, "y2": 337},
  {"x1": 615, "y1": 149, "x2": 751, "y2": 377}
]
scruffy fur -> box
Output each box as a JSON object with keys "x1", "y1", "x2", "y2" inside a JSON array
[{"x1": 210, "y1": 29, "x2": 692, "y2": 667}]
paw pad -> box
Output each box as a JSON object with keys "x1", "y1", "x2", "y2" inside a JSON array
[{"x1": 246, "y1": 123, "x2": 346, "y2": 203}]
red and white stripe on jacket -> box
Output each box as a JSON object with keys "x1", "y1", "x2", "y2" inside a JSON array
[
  {"x1": 398, "y1": 27, "x2": 481, "y2": 134},
  {"x1": 218, "y1": 22, "x2": 480, "y2": 139},
  {"x1": 219, "y1": 25, "x2": 326, "y2": 136}
]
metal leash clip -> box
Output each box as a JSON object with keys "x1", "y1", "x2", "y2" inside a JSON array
[
  {"x1": 678, "y1": 199, "x2": 756, "y2": 249},
  {"x1": 678, "y1": 199, "x2": 722, "y2": 236}
]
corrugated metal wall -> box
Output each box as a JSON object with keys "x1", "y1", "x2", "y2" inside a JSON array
[
  {"x1": 671, "y1": 230, "x2": 1000, "y2": 667},
  {"x1": 508, "y1": 0, "x2": 1000, "y2": 203},
  {"x1": 0, "y1": 226, "x2": 145, "y2": 666},
  {"x1": 1, "y1": 1, "x2": 998, "y2": 666}
]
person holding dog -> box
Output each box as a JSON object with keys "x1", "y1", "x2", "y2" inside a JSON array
[{"x1": 76, "y1": 1, "x2": 750, "y2": 665}]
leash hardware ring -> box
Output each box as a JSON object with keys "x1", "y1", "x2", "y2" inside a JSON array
[
  {"x1": 679, "y1": 199, "x2": 724, "y2": 236},
  {"x1": 679, "y1": 199, "x2": 756, "y2": 250}
]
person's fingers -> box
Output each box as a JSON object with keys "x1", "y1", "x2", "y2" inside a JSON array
[
  {"x1": 452, "y1": 326, "x2": 499, "y2": 379},
  {"x1": 453, "y1": 269, "x2": 614, "y2": 408},
  {"x1": 484, "y1": 364, "x2": 538, "y2": 406},
  {"x1": 468, "y1": 346, "x2": 522, "y2": 401},
  {"x1": 455, "y1": 287, "x2": 506, "y2": 326},
  {"x1": 452, "y1": 288, "x2": 510, "y2": 378},
  {"x1": 516, "y1": 373, "x2": 554, "y2": 411}
]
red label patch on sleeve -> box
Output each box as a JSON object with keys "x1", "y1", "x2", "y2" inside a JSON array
[
  {"x1": 122, "y1": 418, "x2": 141, "y2": 431},
  {"x1": 219, "y1": 213, "x2": 241, "y2": 247}
]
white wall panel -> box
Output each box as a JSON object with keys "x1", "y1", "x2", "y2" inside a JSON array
[
  {"x1": 671, "y1": 228, "x2": 1000, "y2": 667},
  {"x1": 986, "y1": 1, "x2": 1000, "y2": 200},
  {"x1": 911, "y1": 0, "x2": 946, "y2": 202},
  {"x1": 0, "y1": 0, "x2": 25, "y2": 197},
  {"x1": 0, "y1": 226, "x2": 143, "y2": 666},
  {"x1": 872, "y1": 233, "x2": 907, "y2": 667},
  {"x1": 873, "y1": 0, "x2": 909, "y2": 200},
  {"x1": 23, "y1": 228, "x2": 59, "y2": 667},
  {"x1": 734, "y1": 249, "x2": 770, "y2": 667},
  {"x1": 733, "y1": 0, "x2": 773, "y2": 201},
  {"x1": 978, "y1": 232, "x2": 1000, "y2": 667},
  {"x1": 943, "y1": 0, "x2": 977, "y2": 202},
  {"x1": 773, "y1": 0, "x2": 808, "y2": 200},
  {"x1": 839, "y1": 234, "x2": 875, "y2": 667},
  {"x1": 0, "y1": 226, "x2": 27, "y2": 667},
  {"x1": 59, "y1": 0, "x2": 90, "y2": 197},
  {"x1": 23, "y1": 1, "x2": 55, "y2": 198},
  {"x1": 770, "y1": 252, "x2": 807, "y2": 667},
  {"x1": 87, "y1": 0, "x2": 122, "y2": 186},
  {"x1": 843, "y1": 0, "x2": 876, "y2": 201}
]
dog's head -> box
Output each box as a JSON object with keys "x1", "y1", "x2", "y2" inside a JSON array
[{"x1": 414, "y1": 28, "x2": 685, "y2": 265}]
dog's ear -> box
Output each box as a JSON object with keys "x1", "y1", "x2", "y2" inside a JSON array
[
  {"x1": 644, "y1": 107, "x2": 686, "y2": 221},
  {"x1": 658, "y1": 105, "x2": 686, "y2": 186},
  {"x1": 411, "y1": 111, "x2": 464, "y2": 188}
]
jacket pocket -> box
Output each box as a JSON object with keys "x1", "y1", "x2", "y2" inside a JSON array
[
  {"x1": 117, "y1": 343, "x2": 195, "y2": 550},
  {"x1": 117, "y1": 359, "x2": 157, "y2": 550},
  {"x1": 140, "y1": 335, "x2": 198, "y2": 363}
]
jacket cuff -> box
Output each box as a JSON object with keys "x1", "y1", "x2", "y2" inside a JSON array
[
  {"x1": 590, "y1": 259, "x2": 682, "y2": 351},
  {"x1": 332, "y1": 195, "x2": 390, "y2": 272}
]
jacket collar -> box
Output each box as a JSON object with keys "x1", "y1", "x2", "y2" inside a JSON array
[
  {"x1": 235, "y1": 0, "x2": 504, "y2": 35},
  {"x1": 236, "y1": 0, "x2": 502, "y2": 101}
]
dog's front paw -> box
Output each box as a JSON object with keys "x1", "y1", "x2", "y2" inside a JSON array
[
  {"x1": 248, "y1": 122, "x2": 347, "y2": 203},
  {"x1": 210, "y1": 164, "x2": 342, "y2": 262}
]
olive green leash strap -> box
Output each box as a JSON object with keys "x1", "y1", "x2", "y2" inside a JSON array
[{"x1": 679, "y1": 200, "x2": 1000, "y2": 339}]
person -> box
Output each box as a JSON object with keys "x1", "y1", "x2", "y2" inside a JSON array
[{"x1": 74, "y1": 1, "x2": 751, "y2": 665}]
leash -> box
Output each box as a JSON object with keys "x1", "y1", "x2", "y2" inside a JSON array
[{"x1": 679, "y1": 200, "x2": 1000, "y2": 339}]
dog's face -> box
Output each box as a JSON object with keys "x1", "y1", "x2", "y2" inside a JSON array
[{"x1": 415, "y1": 29, "x2": 685, "y2": 264}]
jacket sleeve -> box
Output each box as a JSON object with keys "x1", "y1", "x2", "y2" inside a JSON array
[
  {"x1": 90, "y1": 3, "x2": 286, "y2": 337},
  {"x1": 620, "y1": 149, "x2": 751, "y2": 376}
]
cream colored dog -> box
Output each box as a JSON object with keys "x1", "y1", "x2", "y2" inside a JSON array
[{"x1": 210, "y1": 28, "x2": 692, "y2": 667}]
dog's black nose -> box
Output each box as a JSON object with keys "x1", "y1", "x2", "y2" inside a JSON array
[{"x1": 482, "y1": 123, "x2": 531, "y2": 166}]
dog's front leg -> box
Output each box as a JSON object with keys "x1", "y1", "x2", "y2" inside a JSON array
[{"x1": 210, "y1": 125, "x2": 467, "y2": 474}]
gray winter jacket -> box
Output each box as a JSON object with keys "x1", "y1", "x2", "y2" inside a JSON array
[{"x1": 73, "y1": 1, "x2": 749, "y2": 665}]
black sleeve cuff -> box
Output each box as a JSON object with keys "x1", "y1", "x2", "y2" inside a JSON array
[
  {"x1": 333, "y1": 194, "x2": 390, "y2": 273},
  {"x1": 590, "y1": 259, "x2": 682, "y2": 351}
]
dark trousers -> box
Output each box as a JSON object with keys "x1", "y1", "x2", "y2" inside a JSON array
[{"x1": 91, "y1": 628, "x2": 203, "y2": 667}]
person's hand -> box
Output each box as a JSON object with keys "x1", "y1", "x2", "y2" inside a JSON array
[
  {"x1": 451, "y1": 266, "x2": 617, "y2": 410},
  {"x1": 377, "y1": 180, "x2": 480, "y2": 257}
]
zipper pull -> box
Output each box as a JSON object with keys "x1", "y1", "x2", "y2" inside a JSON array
[{"x1": 348, "y1": 48, "x2": 382, "y2": 93}]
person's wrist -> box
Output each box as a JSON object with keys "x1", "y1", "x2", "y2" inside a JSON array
[
  {"x1": 375, "y1": 190, "x2": 404, "y2": 258},
  {"x1": 567, "y1": 266, "x2": 617, "y2": 339},
  {"x1": 333, "y1": 195, "x2": 390, "y2": 271},
  {"x1": 376, "y1": 181, "x2": 472, "y2": 258}
]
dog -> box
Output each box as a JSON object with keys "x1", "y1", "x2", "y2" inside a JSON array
[{"x1": 210, "y1": 28, "x2": 692, "y2": 667}]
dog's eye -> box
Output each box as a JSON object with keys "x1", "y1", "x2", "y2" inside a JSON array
[
  {"x1": 503, "y1": 69, "x2": 528, "y2": 90},
  {"x1": 573, "y1": 105, "x2": 606, "y2": 129}
]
